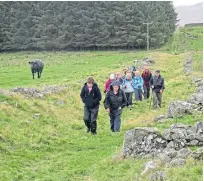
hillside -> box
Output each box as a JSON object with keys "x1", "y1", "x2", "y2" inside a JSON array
[
  {"x1": 175, "y1": 2, "x2": 203, "y2": 26},
  {"x1": 0, "y1": 26, "x2": 203, "y2": 181}
]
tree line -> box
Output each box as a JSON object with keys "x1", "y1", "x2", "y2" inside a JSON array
[{"x1": 0, "y1": 1, "x2": 177, "y2": 51}]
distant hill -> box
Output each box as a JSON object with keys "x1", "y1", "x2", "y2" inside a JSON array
[{"x1": 175, "y1": 2, "x2": 203, "y2": 26}]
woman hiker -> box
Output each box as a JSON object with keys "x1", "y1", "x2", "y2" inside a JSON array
[
  {"x1": 132, "y1": 70, "x2": 144, "y2": 101},
  {"x1": 104, "y1": 80, "x2": 127, "y2": 132},
  {"x1": 115, "y1": 72, "x2": 123, "y2": 85},
  {"x1": 122, "y1": 72, "x2": 134, "y2": 110},
  {"x1": 80, "y1": 76, "x2": 102, "y2": 134},
  {"x1": 104, "y1": 73, "x2": 115, "y2": 93}
]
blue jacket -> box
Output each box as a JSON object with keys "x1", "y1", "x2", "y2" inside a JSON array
[
  {"x1": 132, "y1": 76, "x2": 144, "y2": 89},
  {"x1": 122, "y1": 79, "x2": 134, "y2": 93}
]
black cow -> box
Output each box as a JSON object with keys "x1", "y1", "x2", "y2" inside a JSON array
[{"x1": 28, "y1": 60, "x2": 44, "y2": 79}]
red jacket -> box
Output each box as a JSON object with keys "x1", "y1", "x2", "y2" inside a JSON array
[
  {"x1": 104, "y1": 79, "x2": 113, "y2": 92},
  {"x1": 142, "y1": 70, "x2": 152, "y2": 88}
]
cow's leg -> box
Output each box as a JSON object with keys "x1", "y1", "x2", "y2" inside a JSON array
[
  {"x1": 32, "y1": 73, "x2": 35, "y2": 79},
  {"x1": 39, "y1": 70, "x2": 42, "y2": 78},
  {"x1": 37, "y1": 71, "x2": 40, "y2": 78}
]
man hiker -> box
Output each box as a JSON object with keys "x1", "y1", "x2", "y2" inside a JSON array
[
  {"x1": 104, "y1": 73, "x2": 115, "y2": 93},
  {"x1": 80, "y1": 76, "x2": 102, "y2": 134},
  {"x1": 150, "y1": 70, "x2": 165, "y2": 109},
  {"x1": 122, "y1": 72, "x2": 134, "y2": 110},
  {"x1": 142, "y1": 66, "x2": 152, "y2": 99},
  {"x1": 132, "y1": 70, "x2": 144, "y2": 101},
  {"x1": 104, "y1": 80, "x2": 127, "y2": 132}
]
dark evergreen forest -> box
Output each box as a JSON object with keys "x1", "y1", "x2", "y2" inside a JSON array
[{"x1": 0, "y1": 1, "x2": 177, "y2": 51}]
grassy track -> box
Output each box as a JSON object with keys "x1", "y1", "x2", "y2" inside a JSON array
[{"x1": 0, "y1": 26, "x2": 202, "y2": 181}]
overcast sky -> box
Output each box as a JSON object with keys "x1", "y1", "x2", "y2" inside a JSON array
[{"x1": 173, "y1": 0, "x2": 203, "y2": 6}]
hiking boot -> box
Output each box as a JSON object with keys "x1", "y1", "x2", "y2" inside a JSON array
[
  {"x1": 91, "y1": 132, "x2": 97, "y2": 135},
  {"x1": 87, "y1": 127, "x2": 91, "y2": 133}
]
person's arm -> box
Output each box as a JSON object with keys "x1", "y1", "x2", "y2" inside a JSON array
[
  {"x1": 122, "y1": 79, "x2": 126, "y2": 89},
  {"x1": 140, "y1": 77, "x2": 144, "y2": 88},
  {"x1": 121, "y1": 90, "x2": 128, "y2": 108},
  {"x1": 80, "y1": 86, "x2": 85, "y2": 103},
  {"x1": 104, "y1": 93, "x2": 110, "y2": 109},
  {"x1": 104, "y1": 93, "x2": 110, "y2": 112},
  {"x1": 131, "y1": 77, "x2": 135, "y2": 87},
  {"x1": 94, "y1": 86, "x2": 102, "y2": 104},
  {"x1": 149, "y1": 73, "x2": 152, "y2": 81},
  {"x1": 104, "y1": 81, "x2": 108, "y2": 92},
  {"x1": 161, "y1": 78, "x2": 165, "y2": 90},
  {"x1": 150, "y1": 76, "x2": 154, "y2": 89}
]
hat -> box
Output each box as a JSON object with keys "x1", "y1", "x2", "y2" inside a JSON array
[
  {"x1": 109, "y1": 73, "x2": 115, "y2": 79},
  {"x1": 155, "y1": 70, "x2": 160, "y2": 73},
  {"x1": 132, "y1": 66, "x2": 136, "y2": 71},
  {"x1": 111, "y1": 80, "x2": 121, "y2": 87}
]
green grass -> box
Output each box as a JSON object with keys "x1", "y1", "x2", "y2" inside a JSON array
[
  {"x1": 162, "y1": 26, "x2": 203, "y2": 54},
  {"x1": 0, "y1": 26, "x2": 203, "y2": 181}
]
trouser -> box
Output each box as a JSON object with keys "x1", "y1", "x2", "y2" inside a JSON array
[
  {"x1": 109, "y1": 109, "x2": 122, "y2": 132},
  {"x1": 134, "y1": 88, "x2": 143, "y2": 101},
  {"x1": 125, "y1": 92, "x2": 133, "y2": 106},
  {"x1": 83, "y1": 105, "x2": 99, "y2": 133},
  {"x1": 152, "y1": 91, "x2": 162, "y2": 108},
  {"x1": 143, "y1": 85, "x2": 150, "y2": 99}
]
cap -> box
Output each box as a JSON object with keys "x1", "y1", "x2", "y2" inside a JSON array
[
  {"x1": 110, "y1": 73, "x2": 115, "y2": 79},
  {"x1": 111, "y1": 80, "x2": 121, "y2": 87}
]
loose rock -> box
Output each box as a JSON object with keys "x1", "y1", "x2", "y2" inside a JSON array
[{"x1": 150, "y1": 171, "x2": 166, "y2": 181}]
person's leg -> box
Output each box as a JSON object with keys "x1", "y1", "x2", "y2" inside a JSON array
[
  {"x1": 114, "y1": 109, "x2": 122, "y2": 132},
  {"x1": 128, "y1": 92, "x2": 133, "y2": 109},
  {"x1": 157, "y1": 93, "x2": 162, "y2": 108},
  {"x1": 139, "y1": 89, "x2": 143, "y2": 101},
  {"x1": 125, "y1": 93, "x2": 130, "y2": 106},
  {"x1": 147, "y1": 87, "x2": 150, "y2": 99},
  {"x1": 84, "y1": 106, "x2": 91, "y2": 132},
  {"x1": 129, "y1": 92, "x2": 133, "y2": 105},
  {"x1": 143, "y1": 85, "x2": 148, "y2": 99},
  {"x1": 152, "y1": 91, "x2": 158, "y2": 109},
  {"x1": 135, "y1": 89, "x2": 140, "y2": 101},
  {"x1": 90, "y1": 106, "x2": 99, "y2": 134},
  {"x1": 109, "y1": 111, "x2": 115, "y2": 132}
]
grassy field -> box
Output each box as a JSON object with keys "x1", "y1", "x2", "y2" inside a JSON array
[{"x1": 0, "y1": 26, "x2": 203, "y2": 181}]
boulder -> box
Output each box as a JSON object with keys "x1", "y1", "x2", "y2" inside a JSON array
[
  {"x1": 177, "y1": 148, "x2": 192, "y2": 159},
  {"x1": 122, "y1": 127, "x2": 167, "y2": 157},
  {"x1": 141, "y1": 161, "x2": 158, "y2": 176},
  {"x1": 188, "y1": 93, "x2": 203, "y2": 105},
  {"x1": 191, "y1": 147, "x2": 203, "y2": 160},
  {"x1": 184, "y1": 57, "x2": 193, "y2": 75},
  {"x1": 142, "y1": 57, "x2": 155, "y2": 65},
  {"x1": 163, "y1": 148, "x2": 178, "y2": 159},
  {"x1": 150, "y1": 171, "x2": 166, "y2": 181},
  {"x1": 157, "y1": 153, "x2": 172, "y2": 164},
  {"x1": 122, "y1": 122, "x2": 202, "y2": 160},
  {"x1": 153, "y1": 115, "x2": 167, "y2": 122},
  {"x1": 10, "y1": 85, "x2": 68, "y2": 99},
  {"x1": 32, "y1": 113, "x2": 41, "y2": 119},
  {"x1": 166, "y1": 101, "x2": 198, "y2": 118},
  {"x1": 166, "y1": 158, "x2": 186, "y2": 167},
  {"x1": 55, "y1": 100, "x2": 65, "y2": 106}
]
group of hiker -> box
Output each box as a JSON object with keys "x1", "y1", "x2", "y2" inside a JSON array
[{"x1": 80, "y1": 65, "x2": 165, "y2": 135}]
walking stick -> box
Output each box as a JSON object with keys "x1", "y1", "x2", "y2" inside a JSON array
[{"x1": 149, "y1": 89, "x2": 153, "y2": 110}]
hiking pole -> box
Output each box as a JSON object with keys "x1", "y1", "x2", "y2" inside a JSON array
[{"x1": 149, "y1": 89, "x2": 153, "y2": 110}]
